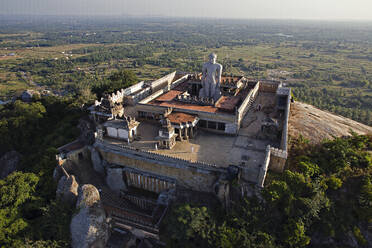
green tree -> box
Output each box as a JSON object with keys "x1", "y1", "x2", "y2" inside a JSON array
[
  {"x1": 93, "y1": 69, "x2": 138, "y2": 98},
  {"x1": 282, "y1": 219, "x2": 311, "y2": 247},
  {"x1": 164, "y1": 204, "x2": 215, "y2": 248},
  {"x1": 0, "y1": 172, "x2": 39, "y2": 247}
]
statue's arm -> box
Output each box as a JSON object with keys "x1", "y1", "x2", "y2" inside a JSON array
[
  {"x1": 216, "y1": 64, "x2": 223, "y2": 86},
  {"x1": 202, "y1": 64, "x2": 207, "y2": 81}
]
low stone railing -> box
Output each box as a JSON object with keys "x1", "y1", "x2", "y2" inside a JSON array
[
  {"x1": 237, "y1": 82, "x2": 260, "y2": 124},
  {"x1": 95, "y1": 139, "x2": 226, "y2": 173}
]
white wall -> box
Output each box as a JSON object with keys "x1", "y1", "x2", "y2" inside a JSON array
[
  {"x1": 118, "y1": 129, "x2": 129, "y2": 140},
  {"x1": 107, "y1": 127, "x2": 118, "y2": 138}
]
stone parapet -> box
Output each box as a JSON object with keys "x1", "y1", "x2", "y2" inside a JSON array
[
  {"x1": 237, "y1": 81, "x2": 260, "y2": 125},
  {"x1": 269, "y1": 147, "x2": 288, "y2": 159},
  {"x1": 280, "y1": 90, "x2": 291, "y2": 152},
  {"x1": 94, "y1": 140, "x2": 224, "y2": 173}
]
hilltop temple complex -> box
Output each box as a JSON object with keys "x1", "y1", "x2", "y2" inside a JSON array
[{"x1": 55, "y1": 53, "x2": 291, "y2": 244}]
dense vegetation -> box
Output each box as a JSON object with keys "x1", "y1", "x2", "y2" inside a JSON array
[
  {"x1": 0, "y1": 96, "x2": 83, "y2": 247},
  {"x1": 0, "y1": 17, "x2": 371, "y2": 125},
  {"x1": 162, "y1": 134, "x2": 372, "y2": 247},
  {"x1": 0, "y1": 68, "x2": 141, "y2": 247}
]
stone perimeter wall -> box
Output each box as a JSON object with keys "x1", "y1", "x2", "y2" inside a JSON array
[
  {"x1": 94, "y1": 141, "x2": 227, "y2": 193},
  {"x1": 237, "y1": 82, "x2": 260, "y2": 126},
  {"x1": 257, "y1": 146, "x2": 271, "y2": 188},
  {"x1": 268, "y1": 89, "x2": 291, "y2": 173},
  {"x1": 280, "y1": 90, "x2": 291, "y2": 152}
]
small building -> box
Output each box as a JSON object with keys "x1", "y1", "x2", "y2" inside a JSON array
[
  {"x1": 155, "y1": 118, "x2": 177, "y2": 149},
  {"x1": 90, "y1": 95, "x2": 124, "y2": 124},
  {"x1": 103, "y1": 117, "x2": 139, "y2": 142},
  {"x1": 21, "y1": 90, "x2": 39, "y2": 102},
  {"x1": 166, "y1": 112, "x2": 199, "y2": 141}
]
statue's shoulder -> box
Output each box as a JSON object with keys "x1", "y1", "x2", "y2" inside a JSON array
[
  {"x1": 203, "y1": 61, "x2": 211, "y2": 67},
  {"x1": 216, "y1": 63, "x2": 223, "y2": 69}
]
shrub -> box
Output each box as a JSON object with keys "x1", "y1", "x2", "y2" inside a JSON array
[{"x1": 326, "y1": 176, "x2": 343, "y2": 190}]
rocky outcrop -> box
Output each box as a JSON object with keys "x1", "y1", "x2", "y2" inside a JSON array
[
  {"x1": 289, "y1": 101, "x2": 372, "y2": 143},
  {"x1": 53, "y1": 165, "x2": 63, "y2": 182},
  {"x1": 56, "y1": 175, "x2": 79, "y2": 206},
  {"x1": 213, "y1": 178, "x2": 230, "y2": 208},
  {"x1": 106, "y1": 167, "x2": 127, "y2": 193},
  {"x1": 0, "y1": 151, "x2": 22, "y2": 179},
  {"x1": 70, "y1": 184, "x2": 109, "y2": 248},
  {"x1": 78, "y1": 119, "x2": 96, "y2": 145},
  {"x1": 90, "y1": 147, "x2": 105, "y2": 174}
]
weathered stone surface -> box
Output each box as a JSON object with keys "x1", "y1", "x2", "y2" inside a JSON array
[
  {"x1": 106, "y1": 167, "x2": 127, "y2": 193},
  {"x1": 53, "y1": 165, "x2": 63, "y2": 182},
  {"x1": 289, "y1": 101, "x2": 372, "y2": 143},
  {"x1": 78, "y1": 119, "x2": 96, "y2": 145},
  {"x1": 71, "y1": 184, "x2": 109, "y2": 248},
  {"x1": 214, "y1": 179, "x2": 230, "y2": 207},
  {"x1": 0, "y1": 151, "x2": 22, "y2": 179},
  {"x1": 157, "y1": 188, "x2": 176, "y2": 205},
  {"x1": 97, "y1": 145, "x2": 221, "y2": 193},
  {"x1": 90, "y1": 147, "x2": 104, "y2": 174},
  {"x1": 56, "y1": 175, "x2": 79, "y2": 206},
  {"x1": 199, "y1": 53, "x2": 222, "y2": 101}
]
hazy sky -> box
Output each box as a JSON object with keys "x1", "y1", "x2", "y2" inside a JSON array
[{"x1": 1, "y1": 0, "x2": 372, "y2": 20}]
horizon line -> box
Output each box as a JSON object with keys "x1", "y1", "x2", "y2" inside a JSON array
[{"x1": 0, "y1": 13, "x2": 372, "y2": 23}]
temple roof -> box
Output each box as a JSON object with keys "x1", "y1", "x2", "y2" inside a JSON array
[{"x1": 167, "y1": 112, "x2": 198, "y2": 125}]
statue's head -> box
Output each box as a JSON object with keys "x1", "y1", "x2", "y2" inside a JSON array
[{"x1": 208, "y1": 53, "x2": 217, "y2": 64}]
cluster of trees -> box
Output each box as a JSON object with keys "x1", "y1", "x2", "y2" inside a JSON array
[
  {"x1": 162, "y1": 134, "x2": 372, "y2": 247},
  {"x1": 0, "y1": 96, "x2": 85, "y2": 247},
  {"x1": 91, "y1": 69, "x2": 138, "y2": 99}
]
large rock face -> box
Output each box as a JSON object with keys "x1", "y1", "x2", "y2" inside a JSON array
[
  {"x1": 289, "y1": 101, "x2": 372, "y2": 143},
  {"x1": 106, "y1": 167, "x2": 127, "y2": 193},
  {"x1": 0, "y1": 151, "x2": 22, "y2": 179},
  {"x1": 78, "y1": 119, "x2": 95, "y2": 145},
  {"x1": 56, "y1": 175, "x2": 79, "y2": 206},
  {"x1": 70, "y1": 184, "x2": 109, "y2": 248},
  {"x1": 90, "y1": 147, "x2": 105, "y2": 174}
]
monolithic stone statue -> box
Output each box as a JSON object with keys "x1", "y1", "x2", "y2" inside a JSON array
[{"x1": 199, "y1": 53, "x2": 223, "y2": 101}]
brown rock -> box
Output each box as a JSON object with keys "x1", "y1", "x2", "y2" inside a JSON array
[{"x1": 289, "y1": 101, "x2": 372, "y2": 143}]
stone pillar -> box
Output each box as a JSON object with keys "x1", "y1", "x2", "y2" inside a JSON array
[
  {"x1": 190, "y1": 126, "x2": 194, "y2": 138},
  {"x1": 184, "y1": 127, "x2": 189, "y2": 140}
]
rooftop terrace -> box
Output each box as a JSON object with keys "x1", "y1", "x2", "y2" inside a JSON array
[{"x1": 145, "y1": 78, "x2": 256, "y2": 115}]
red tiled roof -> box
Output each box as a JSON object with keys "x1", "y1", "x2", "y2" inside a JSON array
[
  {"x1": 167, "y1": 112, "x2": 198, "y2": 124},
  {"x1": 156, "y1": 90, "x2": 183, "y2": 102},
  {"x1": 216, "y1": 96, "x2": 241, "y2": 111},
  {"x1": 149, "y1": 100, "x2": 220, "y2": 113}
]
